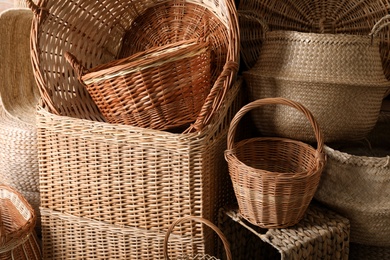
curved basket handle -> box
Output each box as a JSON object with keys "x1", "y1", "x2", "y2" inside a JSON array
[
  {"x1": 238, "y1": 10, "x2": 269, "y2": 36},
  {"x1": 25, "y1": 0, "x2": 48, "y2": 16},
  {"x1": 370, "y1": 14, "x2": 390, "y2": 38},
  {"x1": 64, "y1": 52, "x2": 87, "y2": 79},
  {"x1": 164, "y1": 216, "x2": 232, "y2": 260},
  {"x1": 226, "y1": 98, "x2": 325, "y2": 164}
]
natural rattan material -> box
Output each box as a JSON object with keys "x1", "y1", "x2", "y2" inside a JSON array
[
  {"x1": 314, "y1": 111, "x2": 390, "y2": 247},
  {"x1": 0, "y1": 185, "x2": 41, "y2": 260},
  {"x1": 65, "y1": 39, "x2": 212, "y2": 130},
  {"x1": 164, "y1": 216, "x2": 232, "y2": 260},
  {"x1": 237, "y1": 0, "x2": 390, "y2": 79},
  {"x1": 28, "y1": 0, "x2": 239, "y2": 133},
  {"x1": 218, "y1": 203, "x2": 350, "y2": 260},
  {"x1": 349, "y1": 243, "x2": 390, "y2": 260},
  {"x1": 243, "y1": 14, "x2": 390, "y2": 143},
  {"x1": 225, "y1": 98, "x2": 326, "y2": 229},
  {"x1": 37, "y1": 79, "x2": 243, "y2": 258}
]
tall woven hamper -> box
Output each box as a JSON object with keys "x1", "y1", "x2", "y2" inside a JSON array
[
  {"x1": 218, "y1": 203, "x2": 350, "y2": 260},
  {"x1": 27, "y1": 0, "x2": 239, "y2": 134},
  {"x1": 0, "y1": 9, "x2": 41, "y2": 232},
  {"x1": 0, "y1": 185, "x2": 41, "y2": 259},
  {"x1": 37, "y1": 78, "x2": 243, "y2": 259}
]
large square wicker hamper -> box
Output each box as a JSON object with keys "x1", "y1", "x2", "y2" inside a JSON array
[
  {"x1": 217, "y1": 202, "x2": 350, "y2": 260},
  {"x1": 37, "y1": 79, "x2": 243, "y2": 259}
]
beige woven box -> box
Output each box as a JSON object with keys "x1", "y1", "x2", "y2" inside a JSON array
[
  {"x1": 218, "y1": 203, "x2": 350, "y2": 260},
  {"x1": 37, "y1": 79, "x2": 242, "y2": 259}
]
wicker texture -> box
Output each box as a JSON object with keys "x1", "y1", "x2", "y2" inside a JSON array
[
  {"x1": 65, "y1": 39, "x2": 212, "y2": 130},
  {"x1": 28, "y1": 0, "x2": 239, "y2": 133},
  {"x1": 349, "y1": 243, "x2": 390, "y2": 260},
  {"x1": 314, "y1": 111, "x2": 390, "y2": 247},
  {"x1": 237, "y1": 0, "x2": 390, "y2": 79},
  {"x1": 243, "y1": 13, "x2": 390, "y2": 143},
  {"x1": 225, "y1": 98, "x2": 326, "y2": 228},
  {"x1": 218, "y1": 203, "x2": 350, "y2": 260},
  {"x1": 37, "y1": 79, "x2": 243, "y2": 259},
  {"x1": 164, "y1": 216, "x2": 232, "y2": 260},
  {"x1": 0, "y1": 185, "x2": 41, "y2": 260}
]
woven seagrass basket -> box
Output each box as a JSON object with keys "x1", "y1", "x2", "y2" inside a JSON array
[
  {"x1": 314, "y1": 111, "x2": 390, "y2": 247},
  {"x1": 243, "y1": 13, "x2": 390, "y2": 143},
  {"x1": 0, "y1": 185, "x2": 41, "y2": 260},
  {"x1": 65, "y1": 39, "x2": 211, "y2": 130},
  {"x1": 27, "y1": 0, "x2": 239, "y2": 133},
  {"x1": 225, "y1": 98, "x2": 326, "y2": 228},
  {"x1": 164, "y1": 216, "x2": 232, "y2": 260}
]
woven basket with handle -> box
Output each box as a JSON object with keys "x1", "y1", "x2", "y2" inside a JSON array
[
  {"x1": 65, "y1": 39, "x2": 211, "y2": 130},
  {"x1": 225, "y1": 97, "x2": 326, "y2": 228}
]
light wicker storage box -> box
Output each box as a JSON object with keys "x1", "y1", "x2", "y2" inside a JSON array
[
  {"x1": 37, "y1": 79, "x2": 243, "y2": 259},
  {"x1": 218, "y1": 203, "x2": 350, "y2": 260}
]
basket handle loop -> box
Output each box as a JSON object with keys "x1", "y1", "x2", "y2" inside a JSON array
[
  {"x1": 25, "y1": 0, "x2": 47, "y2": 16},
  {"x1": 163, "y1": 216, "x2": 232, "y2": 260},
  {"x1": 64, "y1": 52, "x2": 88, "y2": 79},
  {"x1": 226, "y1": 98, "x2": 325, "y2": 164},
  {"x1": 370, "y1": 14, "x2": 390, "y2": 39}
]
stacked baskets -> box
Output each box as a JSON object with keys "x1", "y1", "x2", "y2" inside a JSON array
[{"x1": 27, "y1": 0, "x2": 240, "y2": 258}]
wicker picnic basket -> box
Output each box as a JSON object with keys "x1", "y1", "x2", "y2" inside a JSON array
[
  {"x1": 314, "y1": 111, "x2": 390, "y2": 247},
  {"x1": 0, "y1": 185, "x2": 41, "y2": 260},
  {"x1": 238, "y1": 0, "x2": 390, "y2": 77},
  {"x1": 27, "y1": 0, "x2": 239, "y2": 133},
  {"x1": 65, "y1": 39, "x2": 211, "y2": 130},
  {"x1": 164, "y1": 216, "x2": 232, "y2": 260},
  {"x1": 243, "y1": 13, "x2": 390, "y2": 143},
  {"x1": 225, "y1": 98, "x2": 326, "y2": 228}
]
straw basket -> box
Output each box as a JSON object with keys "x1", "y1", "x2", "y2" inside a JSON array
[
  {"x1": 238, "y1": 0, "x2": 390, "y2": 78},
  {"x1": 27, "y1": 0, "x2": 239, "y2": 132},
  {"x1": 243, "y1": 13, "x2": 390, "y2": 143},
  {"x1": 65, "y1": 39, "x2": 211, "y2": 130},
  {"x1": 164, "y1": 216, "x2": 232, "y2": 260},
  {"x1": 314, "y1": 111, "x2": 390, "y2": 247},
  {"x1": 225, "y1": 97, "x2": 326, "y2": 228},
  {"x1": 0, "y1": 185, "x2": 41, "y2": 260}
]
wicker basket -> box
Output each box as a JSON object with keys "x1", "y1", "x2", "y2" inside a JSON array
[
  {"x1": 314, "y1": 111, "x2": 390, "y2": 247},
  {"x1": 0, "y1": 185, "x2": 41, "y2": 260},
  {"x1": 349, "y1": 243, "x2": 390, "y2": 260},
  {"x1": 225, "y1": 97, "x2": 326, "y2": 229},
  {"x1": 37, "y1": 78, "x2": 243, "y2": 259},
  {"x1": 27, "y1": 0, "x2": 239, "y2": 133},
  {"x1": 243, "y1": 13, "x2": 390, "y2": 143},
  {"x1": 164, "y1": 216, "x2": 232, "y2": 260},
  {"x1": 238, "y1": 0, "x2": 390, "y2": 78},
  {"x1": 65, "y1": 39, "x2": 211, "y2": 130}
]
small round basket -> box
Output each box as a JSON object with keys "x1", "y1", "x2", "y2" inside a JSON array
[
  {"x1": 164, "y1": 216, "x2": 232, "y2": 260},
  {"x1": 65, "y1": 39, "x2": 211, "y2": 130},
  {"x1": 224, "y1": 97, "x2": 326, "y2": 228},
  {"x1": 0, "y1": 185, "x2": 41, "y2": 260}
]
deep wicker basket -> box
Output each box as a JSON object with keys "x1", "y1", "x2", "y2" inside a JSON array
[
  {"x1": 0, "y1": 185, "x2": 41, "y2": 260},
  {"x1": 27, "y1": 0, "x2": 239, "y2": 133},
  {"x1": 65, "y1": 39, "x2": 211, "y2": 130},
  {"x1": 225, "y1": 97, "x2": 326, "y2": 228}
]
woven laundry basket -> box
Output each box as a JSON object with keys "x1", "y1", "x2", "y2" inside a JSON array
[
  {"x1": 314, "y1": 111, "x2": 390, "y2": 247},
  {"x1": 243, "y1": 13, "x2": 390, "y2": 143},
  {"x1": 238, "y1": 0, "x2": 390, "y2": 78},
  {"x1": 225, "y1": 97, "x2": 326, "y2": 228},
  {"x1": 27, "y1": 0, "x2": 239, "y2": 133},
  {"x1": 164, "y1": 216, "x2": 232, "y2": 260},
  {"x1": 37, "y1": 78, "x2": 243, "y2": 259},
  {"x1": 65, "y1": 39, "x2": 212, "y2": 130},
  {"x1": 0, "y1": 185, "x2": 41, "y2": 260}
]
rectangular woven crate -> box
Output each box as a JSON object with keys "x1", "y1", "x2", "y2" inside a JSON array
[{"x1": 37, "y1": 78, "x2": 243, "y2": 258}]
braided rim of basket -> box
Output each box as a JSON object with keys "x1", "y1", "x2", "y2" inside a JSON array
[
  {"x1": 163, "y1": 216, "x2": 232, "y2": 260},
  {"x1": 225, "y1": 97, "x2": 326, "y2": 173},
  {"x1": 0, "y1": 185, "x2": 36, "y2": 252}
]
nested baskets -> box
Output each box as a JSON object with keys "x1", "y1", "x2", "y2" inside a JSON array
[
  {"x1": 0, "y1": 185, "x2": 41, "y2": 260},
  {"x1": 243, "y1": 13, "x2": 390, "y2": 143},
  {"x1": 225, "y1": 98, "x2": 326, "y2": 228},
  {"x1": 65, "y1": 39, "x2": 211, "y2": 130},
  {"x1": 314, "y1": 111, "x2": 390, "y2": 247},
  {"x1": 164, "y1": 216, "x2": 232, "y2": 260},
  {"x1": 27, "y1": 0, "x2": 239, "y2": 132}
]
